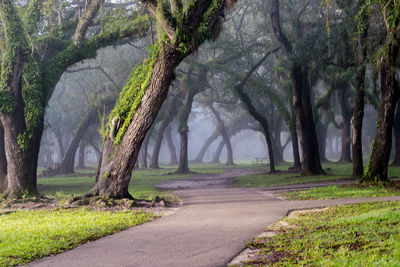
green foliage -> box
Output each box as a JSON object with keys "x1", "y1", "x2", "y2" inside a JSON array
[
  {"x1": 247, "y1": 201, "x2": 400, "y2": 265},
  {"x1": 0, "y1": 209, "x2": 154, "y2": 266},
  {"x1": 106, "y1": 44, "x2": 160, "y2": 145}
]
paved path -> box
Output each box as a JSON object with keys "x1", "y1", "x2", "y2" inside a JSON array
[{"x1": 29, "y1": 171, "x2": 400, "y2": 267}]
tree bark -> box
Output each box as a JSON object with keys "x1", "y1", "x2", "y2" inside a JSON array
[
  {"x1": 193, "y1": 130, "x2": 219, "y2": 163},
  {"x1": 92, "y1": 45, "x2": 184, "y2": 198},
  {"x1": 165, "y1": 125, "x2": 178, "y2": 165},
  {"x1": 392, "y1": 100, "x2": 400, "y2": 166},
  {"x1": 53, "y1": 128, "x2": 65, "y2": 161},
  {"x1": 270, "y1": 0, "x2": 323, "y2": 175},
  {"x1": 208, "y1": 104, "x2": 235, "y2": 166},
  {"x1": 363, "y1": 31, "x2": 399, "y2": 182},
  {"x1": 272, "y1": 118, "x2": 285, "y2": 164},
  {"x1": 289, "y1": 126, "x2": 301, "y2": 170}
]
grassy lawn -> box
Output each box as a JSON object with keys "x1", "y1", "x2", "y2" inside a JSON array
[
  {"x1": 245, "y1": 201, "x2": 400, "y2": 266},
  {"x1": 0, "y1": 209, "x2": 154, "y2": 267},
  {"x1": 284, "y1": 185, "x2": 400, "y2": 200},
  {"x1": 234, "y1": 163, "x2": 400, "y2": 188},
  {"x1": 37, "y1": 164, "x2": 230, "y2": 201}
]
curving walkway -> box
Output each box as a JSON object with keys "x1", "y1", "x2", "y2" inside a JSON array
[{"x1": 29, "y1": 170, "x2": 400, "y2": 267}]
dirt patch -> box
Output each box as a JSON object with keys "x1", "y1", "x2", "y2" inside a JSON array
[{"x1": 157, "y1": 168, "x2": 265, "y2": 190}]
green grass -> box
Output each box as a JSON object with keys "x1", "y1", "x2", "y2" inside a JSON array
[
  {"x1": 38, "y1": 164, "x2": 229, "y2": 201},
  {"x1": 284, "y1": 185, "x2": 400, "y2": 200},
  {"x1": 0, "y1": 209, "x2": 154, "y2": 267},
  {"x1": 235, "y1": 163, "x2": 400, "y2": 188},
  {"x1": 246, "y1": 201, "x2": 400, "y2": 266},
  {"x1": 234, "y1": 163, "x2": 352, "y2": 188}
]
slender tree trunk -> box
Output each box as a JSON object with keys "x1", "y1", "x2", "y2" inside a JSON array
[
  {"x1": 212, "y1": 140, "x2": 224, "y2": 164},
  {"x1": 175, "y1": 88, "x2": 197, "y2": 174},
  {"x1": 352, "y1": 18, "x2": 368, "y2": 178},
  {"x1": 272, "y1": 120, "x2": 285, "y2": 164},
  {"x1": 149, "y1": 91, "x2": 182, "y2": 168},
  {"x1": 363, "y1": 33, "x2": 399, "y2": 182},
  {"x1": 337, "y1": 81, "x2": 352, "y2": 163},
  {"x1": 0, "y1": 126, "x2": 7, "y2": 193},
  {"x1": 289, "y1": 127, "x2": 301, "y2": 170},
  {"x1": 77, "y1": 142, "x2": 86, "y2": 169},
  {"x1": 140, "y1": 130, "x2": 151, "y2": 169},
  {"x1": 208, "y1": 104, "x2": 234, "y2": 166},
  {"x1": 316, "y1": 120, "x2": 329, "y2": 163},
  {"x1": 58, "y1": 107, "x2": 96, "y2": 174},
  {"x1": 270, "y1": 0, "x2": 323, "y2": 175},
  {"x1": 392, "y1": 100, "x2": 400, "y2": 166},
  {"x1": 53, "y1": 128, "x2": 65, "y2": 160},
  {"x1": 193, "y1": 130, "x2": 219, "y2": 163},
  {"x1": 165, "y1": 125, "x2": 178, "y2": 165},
  {"x1": 233, "y1": 86, "x2": 275, "y2": 172}
]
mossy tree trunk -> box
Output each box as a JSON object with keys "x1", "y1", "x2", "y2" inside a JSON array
[
  {"x1": 165, "y1": 125, "x2": 178, "y2": 165},
  {"x1": 270, "y1": 0, "x2": 323, "y2": 175},
  {"x1": 0, "y1": 0, "x2": 147, "y2": 198},
  {"x1": 363, "y1": 29, "x2": 400, "y2": 182}
]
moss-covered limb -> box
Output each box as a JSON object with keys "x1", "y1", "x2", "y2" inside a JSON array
[
  {"x1": 24, "y1": 0, "x2": 42, "y2": 37},
  {"x1": 43, "y1": 15, "x2": 149, "y2": 102},
  {"x1": 0, "y1": 0, "x2": 28, "y2": 98},
  {"x1": 73, "y1": 0, "x2": 105, "y2": 48},
  {"x1": 312, "y1": 85, "x2": 335, "y2": 123},
  {"x1": 106, "y1": 44, "x2": 160, "y2": 145}
]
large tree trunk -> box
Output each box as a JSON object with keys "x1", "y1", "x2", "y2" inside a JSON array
[
  {"x1": 392, "y1": 100, "x2": 400, "y2": 166},
  {"x1": 363, "y1": 33, "x2": 399, "y2": 182},
  {"x1": 0, "y1": 126, "x2": 7, "y2": 193},
  {"x1": 193, "y1": 130, "x2": 219, "y2": 163},
  {"x1": 92, "y1": 45, "x2": 183, "y2": 198},
  {"x1": 270, "y1": 0, "x2": 323, "y2": 175},
  {"x1": 337, "y1": 81, "x2": 352, "y2": 163},
  {"x1": 208, "y1": 104, "x2": 235, "y2": 166},
  {"x1": 165, "y1": 125, "x2": 178, "y2": 165}
]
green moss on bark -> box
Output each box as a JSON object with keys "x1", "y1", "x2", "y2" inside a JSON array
[{"x1": 106, "y1": 44, "x2": 160, "y2": 145}]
